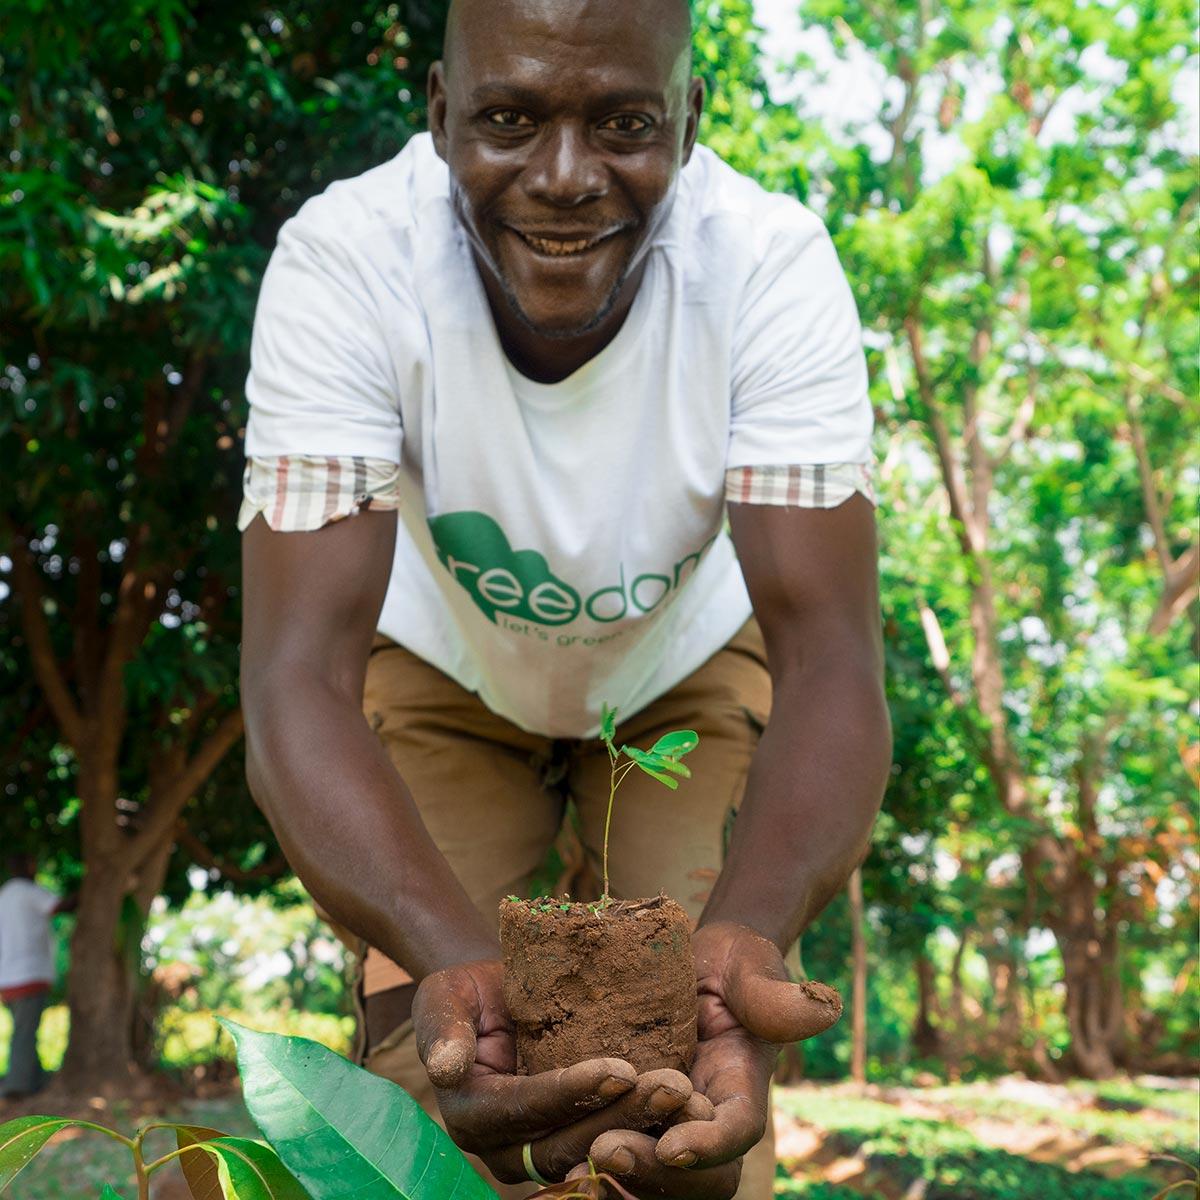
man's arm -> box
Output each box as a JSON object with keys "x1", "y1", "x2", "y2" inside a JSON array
[
  {"x1": 589, "y1": 495, "x2": 891, "y2": 1196},
  {"x1": 242, "y1": 511, "x2": 692, "y2": 1176},
  {"x1": 705, "y1": 493, "x2": 890, "y2": 943},
  {"x1": 240, "y1": 509, "x2": 499, "y2": 975}
]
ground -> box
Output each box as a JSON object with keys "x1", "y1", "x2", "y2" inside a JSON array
[
  {"x1": 771, "y1": 1076, "x2": 1199, "y2": 1199},
  {"x1": 2, "y1": 1075, "x2": 1196, "y2": 1199}
]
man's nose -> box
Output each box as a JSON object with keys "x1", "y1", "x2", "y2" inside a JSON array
[{"x1": 524, "y1": 124, "x2": 607, "y2": 207}]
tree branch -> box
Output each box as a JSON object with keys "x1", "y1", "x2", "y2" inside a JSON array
[
  {"x1": 174, "y1": 824, "x2": 286, "y2": 884},
  {"x1": 1148, "y1": 542, "x2": 1200, "y2": 637},
  {"x1": 8, "y1": 532, "x2": 86, "y2": 746},
  {"x1": 905, "y1": 315, "x2": 977, "y2": 558},
  {"x1": 1124, "y1": 391, "x2": 1172, "y2": 576},
  {"x1": 127, "y1": 706, "x2": 244, "y2": 871}
]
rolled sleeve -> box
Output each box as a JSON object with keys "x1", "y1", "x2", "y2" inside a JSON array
[{"x1": 238, "y1": 455, "x2": 401, "y2": 532}]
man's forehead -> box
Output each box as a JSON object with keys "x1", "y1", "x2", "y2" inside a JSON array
[{"x1": 443, "y1": 0, "x2": 692, "y2": 84}]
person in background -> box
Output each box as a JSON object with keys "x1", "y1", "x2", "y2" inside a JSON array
[{"x1": 0, "y1": 854, "x2": 75, "y2": 1100}]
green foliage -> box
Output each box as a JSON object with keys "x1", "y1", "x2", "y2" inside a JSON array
[
  {"x1": 222, "y1": 1019, "x2": 498, "y2": 1198},
  {"x1": 1, "y1": 0, "x2": 1194, "y2": 1088},
  {"x1": 0, "y1": 1116, "x2": 77, "y2": 1189},
  {"x1": 0, "y1": 1109, "x2": 311, "y2": 1200},
  {"x1": 0, "y1": 1021, "x2": 504, "y2": 1199}
]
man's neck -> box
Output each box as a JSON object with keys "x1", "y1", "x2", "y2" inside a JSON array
[{"x1": 478, "y1": 260, "x2": 647, "y2": 385}]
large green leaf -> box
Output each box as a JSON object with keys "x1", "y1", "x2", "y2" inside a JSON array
[
  {"x1": 0, "y1": 1116, "x2": 76, "y2": 1188},
  {"x1": 176, "y1": 1126, "x2": 310, "y2": 1200},
  {"x1": 220, "y1": 1020, "x2": 499, "y2": 1200}
]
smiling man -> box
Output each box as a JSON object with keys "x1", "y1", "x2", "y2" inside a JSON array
[{"x1": 239, "y1": 0, "x2": 891, "y2": 1197}]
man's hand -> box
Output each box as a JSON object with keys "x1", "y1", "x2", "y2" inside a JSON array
[
  {"x1": 586, "y1": 923, "x2": 841, "y2": 1198},
  {"x1": 413, "y1": 959, "x2": 699, "y2": 1185}
]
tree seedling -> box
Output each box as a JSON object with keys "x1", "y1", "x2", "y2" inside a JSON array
[{"x1": 597, "y1": 702, "x2": 699, "y2": 904}]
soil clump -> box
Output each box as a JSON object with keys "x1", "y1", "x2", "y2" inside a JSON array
[{"x1": 500, "y1": 894, "x2": 697, "y2": 1074}]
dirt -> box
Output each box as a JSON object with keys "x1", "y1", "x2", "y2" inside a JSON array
[{"x1": 499, "y1": 894, "x2": 697, "y2": 1075}]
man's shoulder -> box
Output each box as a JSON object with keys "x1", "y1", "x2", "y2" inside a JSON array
[
  {"x1": 281, "y1": 133, "x2": 448, "y2": 256},
  {"x1": 669, "y1": 147, "x2": 833, "y2": 306},
  {"x1": 681, "y1": 146, "x2": 828, "y2": 253}
]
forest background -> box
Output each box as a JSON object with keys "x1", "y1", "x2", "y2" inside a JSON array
[{"x1": 0, "y1": 0, "x2": 1196, "y2": 1173}]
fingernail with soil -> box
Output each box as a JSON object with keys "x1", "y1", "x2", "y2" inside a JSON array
[
  {"x1": 649, "y1": 1087, "x2": 686, "y2": 1115},
  {"x1": 601, "y1": 1148, "x2": 636, "y2": 1174},
  {"x1": 427, "y1": 1038, "x2": 469, "y2": 1081},
  {"x1": 667, "y1": 1150, "x2": 698, "y2": 1168},
  {"x1": 600, "y1": 1074, "x2": 634, "y2": 1098}
]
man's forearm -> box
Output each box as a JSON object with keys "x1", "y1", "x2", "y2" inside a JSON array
[
  {"x1": 698, "y1": 657, "x2": 890, "y2": 950},
  {"x1": 245, "y1": 664, "x2": 500, "y2": 978}
]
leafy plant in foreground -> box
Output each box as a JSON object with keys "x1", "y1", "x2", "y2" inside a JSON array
[
  {"x1": 0, "y1": 1107, "x2": 306, "y2": 1200},
  {"x1": 597, "y1": 702, "x2": 699, "y2": 903},
  {"x1": 0, "y1": 1019, "x2": 501, "y2": 1199},
  {"x1": 0, "y1": 1019, "x2": 665, "y2": 1199}
]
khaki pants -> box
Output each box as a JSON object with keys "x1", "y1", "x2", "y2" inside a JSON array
[{"x1": 360, "y1": 621, "x2": 778, "y2": 1199}]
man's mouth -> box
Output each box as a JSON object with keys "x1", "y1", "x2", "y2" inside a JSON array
[{"x1": 513, "y1": 229, "x2": 617, "y2": 257}]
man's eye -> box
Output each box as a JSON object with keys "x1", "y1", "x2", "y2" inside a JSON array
[
  {"x1": 602, "y1": 114, "x2": 651, "y2": 133},
  {"x1": 486, "y1": 110, "x2": 534, "y2": 127}
]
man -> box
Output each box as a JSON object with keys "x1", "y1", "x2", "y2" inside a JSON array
[
  {"x1": 0, "y1": 855, "x2": 73, "y2": 1100},
  {"x1": 239, "y1": 0, "x2": 891, "y2": 1196}
]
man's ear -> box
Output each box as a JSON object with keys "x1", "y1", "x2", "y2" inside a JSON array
[
  {"x1": 681, "y1": 76, "x2": 706, "y2": 165},
  {"x1": 428, "y1": 61, "x2": 450, "y2": 160}
]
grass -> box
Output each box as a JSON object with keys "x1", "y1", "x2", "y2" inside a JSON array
[{"x1": 774, "y1": 1080, "x2": 1199, "y2": 1200}]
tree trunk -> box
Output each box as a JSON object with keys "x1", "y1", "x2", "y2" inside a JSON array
[
  {"x1": 943, "y1": 932, "x2": 969, "y2": 1080},
  {"x1": 60, "y1": 865, "x2": 140, "y2": 1090},
  {"x1": 912, "y1": 942, "x2": 943, "y2": 1060},
  {"x1": 1055, "y1": 924, "x2": 1125, "y2": 1079},
  {"x1": 849, "y1": 867, "x2": 867, "y2": 1084}
]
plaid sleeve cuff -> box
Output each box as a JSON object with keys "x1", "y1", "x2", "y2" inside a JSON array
[
  {"x1": 237, "y1": 455, "x2": 401, "y2": 532},
  {"x1": 725, "y1": 463, "x2": 877, "y2": 508}
]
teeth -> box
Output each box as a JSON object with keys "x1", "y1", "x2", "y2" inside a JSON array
[{"x1": 520, "y1": 233, "x2": 604, "y2": 256}]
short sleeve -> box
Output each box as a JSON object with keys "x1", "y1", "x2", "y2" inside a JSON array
[
  {"x1": 32, "y1": 885, "x2": 58, "y2": 917},
  {"x1": 244, "y1": 217, "x2": 406, "y2": 462},
  {"x1": 728, "y1": 223, "x2": 873, "y2": 469},
  {"x1": 238, "y1": 455, "x2": 401, "y2": 532}
]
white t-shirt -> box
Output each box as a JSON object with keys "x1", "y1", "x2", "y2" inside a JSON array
[
  {"x1": 0, "y1": 879, "x2": 58, "y2": 990},
  {"x1": 244, "y1": 135, "x2": 873, "y2": 737}
]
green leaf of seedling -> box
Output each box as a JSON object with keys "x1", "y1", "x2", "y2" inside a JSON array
[
  {"x1": 100, "y1": 1187, "x2": 127, "y2": 1200},
  {"x1": 648, "y1": 731, "x2": 699, "y2": 761},
  {"x1": 600, "y1": 703, "x2": 617, "y2": 748},
  {"x1": 0, "y1": 1117, "x2": 77, "y2": 1188},
  {"x1": 620, "y1": 747, "x2": 680, "y2": 789},
  {"x1": 622, "y1": 747, "x2": 691, "y2": 778},
  {"x1": 219, "y1": 1019, "x2": 499, "y2": 1199}
]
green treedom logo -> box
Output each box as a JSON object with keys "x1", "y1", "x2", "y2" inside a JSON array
[{"x1": 428, "y1": 511, "x2": 715, "y2": 628}]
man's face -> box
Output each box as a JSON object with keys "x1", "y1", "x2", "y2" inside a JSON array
[{"x1": 429, "y1": 0, "x2": 703, "y2": 341}]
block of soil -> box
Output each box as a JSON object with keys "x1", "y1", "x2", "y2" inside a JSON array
[{"x1": 500, "y1": 894, "x2": 697, "y2": 1075}]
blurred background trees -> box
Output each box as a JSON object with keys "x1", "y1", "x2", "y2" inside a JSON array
[{"x1": 1, "y1": 0, "x2": 1195, "y2": 1090}]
